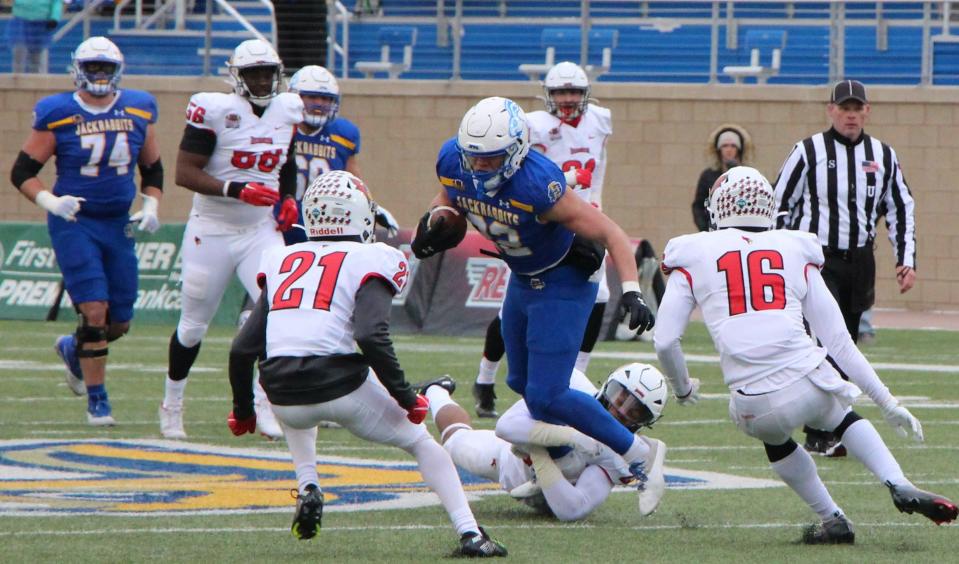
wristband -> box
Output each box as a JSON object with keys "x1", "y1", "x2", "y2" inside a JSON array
[{"x1": 621, "y1": 281, "x2": 641, "y2": 294}]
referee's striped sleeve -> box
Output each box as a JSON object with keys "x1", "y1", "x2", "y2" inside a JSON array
[
  {"x1": 882, "y1": 147, "x2": 916, "y2": 268},
  {"x1": 773, "y1": 143, "x2": 806, "y2": 229}
]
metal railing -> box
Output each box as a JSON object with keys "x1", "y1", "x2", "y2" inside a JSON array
[{"x1": 327, "y1": 0, "x2": 351, "y2": 79}]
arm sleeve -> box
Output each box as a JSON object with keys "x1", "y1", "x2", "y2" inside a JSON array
[
  {"x1": 536, "y1": 459, "x2": 612, "y2": 522},
  {"x1": 692, "y1": 169, "x2": 712, "y2": 231},
  {"x1": 773, "y1": 143, "x2": 807, "y2": 229},
  {"x1": 354, "y1": 277, "x2": 417, "y2": 409},
  {"x1": 802, "y1": 267, "x2": 896, "y2": 408},
  {"x1": 179, "y1": 124, "x2": 217, "y2": 156},
  {"x1": 278, "y1": 136, "x2": 297, "y2": 199},
  {"x1": 653, "y1": 271, "x2": 697, "y2": 397},
  {"x1": 228, "y1": 292, "x2": 269, "y2": 418},
  {"x1": 881, "y1": 148, "x2": 917, "y2": 268}
]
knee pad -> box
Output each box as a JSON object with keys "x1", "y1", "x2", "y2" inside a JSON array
[
  {"x1": 483, "y1": 316, "x2": 505, "y2": 362},
  {"x1": 763, "y1": 439, "x2": 799, "y2": 463},
  {"x1": 175, "y1": 322, "x2": 208, "y2": 348},
  {"x1": 106, "y1": 323, "x2": 129, "y2": 342},
  {"x1": 76, "y1": 323, "x2": 108, "y2": 358},
  {"x1": 833, "y1": 410, "x2": 863, "y2": 439}
]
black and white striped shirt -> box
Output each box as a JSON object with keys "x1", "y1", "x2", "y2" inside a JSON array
[{"x1": 773, "y1": 128, "x2": 916, "y2": 268}]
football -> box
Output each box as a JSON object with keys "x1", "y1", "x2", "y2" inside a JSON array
[{"x1": 428, "y1": 205, "x2": 468, "y2": 238}]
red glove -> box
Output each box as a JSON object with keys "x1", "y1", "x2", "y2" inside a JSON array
[
  {"x1": 276, "y1": 197, "x2": 299, "y2": 232},
  {"x1": 226, "y1": 182, "x2": 280, "y2": 207},
  {"x1": 227, "y1": 410, "x2": 257, "y2": 436},
  {"x1": 405, "y1": 394, "x2": 429, "y2": 424},
  {"x1": 564, "y1": 167, "x2": 592, "y2": 189}
]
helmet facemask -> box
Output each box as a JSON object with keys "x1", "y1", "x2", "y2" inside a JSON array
[
  {"x1": 545, "y1": 86, "x2": 590, "y2": 121},
  {"x1": 71, "y1": 37, "x2": 124, "y2": 97},
  {"x1": 289, "y1": 65, "x2": 341, "y2": 129},
  {"x1": 597, "y1": 363, "x2": 668, "y2": 432},
  {"x1": 300, "y1": 93, "x2": 339, "y2": 129}
]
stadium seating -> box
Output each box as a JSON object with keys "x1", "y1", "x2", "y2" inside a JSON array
[
  {"x1": 355, "y1": 26, "x2": 418, "y2": 79},
  {"x1": 723, "y1": 29, "x2": 787, "y2": 84}
]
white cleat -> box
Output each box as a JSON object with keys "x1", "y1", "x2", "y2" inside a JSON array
[
  {"x1": 509, "y1": 479, "x2": 542, "y2": 501},
  {"x1": 159, "y1": 403, "x2": 187, "y2": 439},
  {"x1": 255, "y1": 400, "x2": 284, "y2": 440},
  {"x1": 638, "y1": 437, "x2": 667, "y2": 516}
]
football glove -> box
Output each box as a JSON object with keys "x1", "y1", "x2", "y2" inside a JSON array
[
  {"x1": 619, "y1": 284, "x2": 655, "y2": 335},
  {"x1": 405, "y1": 394, "x2": 429, "y2": 424},
  {"x1": 225, "y1": 181, "x2": 280, "y2": 207},
  {"x1": 676, "y1": 377, "x2": 701, "y2": 406},
  {"x1": 227, "y1": 410, "x2": 257, "y2": 436},
  {"x1": 276, "y1": 196, "x2": 298, "y2": 232},
  {"x1": 375, "y1": 205, "x2": 400, "y2": 238},
  {"x1": 129, "y1": 194, "x2": 161, "y2": 233},
  {"x1": 881, "y1": 401, "x2": 924, "y2": 442},
  {"x1": 35, "y1": 191, "x2": 84, "y2": 222},
  {"x1": 410, "y1": 209, "x2": 464, "y2": 259},
  {"x1": 564, "y1": 167, "x2": 592, "y2": 189}
]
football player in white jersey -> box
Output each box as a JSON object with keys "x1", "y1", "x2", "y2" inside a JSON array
[
  {"x1": 159, "y1": 39, "x2": 303, "y2": 440},
  {"x1": 418, "y1": 364, "x2": 668, "y2": 521},
  {"x1": 471, "y1": 61, "x2": 612, "y2": 417},
  {"x1": 226, "y1": 171, "x2": 507, "y2": 557},
  {"x1": 654, "y1": 166, "x2": 957, "y2": 543}
]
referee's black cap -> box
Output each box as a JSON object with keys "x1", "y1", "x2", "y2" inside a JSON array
[{"x1": 831, "y1": 80, "x2": 868, "y2": 104}]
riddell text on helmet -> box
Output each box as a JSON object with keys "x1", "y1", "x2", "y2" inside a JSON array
[{"x1": 310, "y1": 227, "x2": 345, "y2": 236}]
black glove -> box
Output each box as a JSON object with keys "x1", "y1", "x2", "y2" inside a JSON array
[
  {"x1": 619, "y1": 290, "x2": 655, "y2": 335},
  {"x1": 46, "y1": 20, "x2": 58, "y2": 30},
  {"x1": 410, "y1": 210, "x2": 465, "y2": 259}
]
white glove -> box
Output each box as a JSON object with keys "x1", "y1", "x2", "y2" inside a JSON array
[
  {"x1": 35, "y1": 190, "x2": 84, "y2": 222},
  {"x1": 374, "y1": 205, "x2": 400, "y2": 238},
  {"x1": 129, "y1": 194, "x2": 161, "y2": 233},
  {"x1": 881, "y1": 400, "x2": 924, "y2": 442},
  {"x1": 676, "y1": 377, "x2": 701, "y2": 406}
]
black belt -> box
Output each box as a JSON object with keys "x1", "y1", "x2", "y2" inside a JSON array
[{"x1": 823, "y1": 240, "x2": 873, "y2": 262}]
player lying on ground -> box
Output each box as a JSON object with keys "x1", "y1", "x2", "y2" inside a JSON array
[
  {"x1": 226, "y1": 170, "x2": 506, "y2": 557},
  {"x1": 418, "y1": 363, "x2": 667, "y2": 521},
  {"x1": 653, "y1": 166, "x2": 958, "y2": 544}
]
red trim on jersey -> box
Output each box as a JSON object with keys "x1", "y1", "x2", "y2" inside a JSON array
[
  {"x1": 665, "y1": 266, "x2": 693, "y2": 289},
  {"x1": 360, "y1": 272, "x2": 397, "y2": 295},
  {"x1": 562, "y1": 115, "x2": 583, "y2": 127},
  {"x1": 803, "y1": 262, "x2": 821, "y2": 282}
]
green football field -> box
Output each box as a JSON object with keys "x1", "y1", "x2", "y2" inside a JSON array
[{"x1": 0, "y1": 319, "x2": 956, "y2": 563}]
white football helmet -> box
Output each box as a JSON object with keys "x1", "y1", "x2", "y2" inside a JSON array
[
  {"x1": 457, "y1": 97, "x2": 530, "y2": 195},
  {"x1": 598, "y1": 363, "x2": 668, "y2": 432},
  {"x1": 708, "y1": 166, "x2": 776, "y2": 229},
  {"x1": 543, "y1": 61, "x2": 590, "y2": 121},
  {"x1": 288, "y1": 65, "x2": 340, "y2": 129},
  {"x1": 227, "y1": 39, "x2": 283, "y2": 107},
  {"x1": 302, "y1": 170, "x2": 377, "y2": 243},
  {"x1": 71, "y1": 36, "x2": 124, "y2": 97}
]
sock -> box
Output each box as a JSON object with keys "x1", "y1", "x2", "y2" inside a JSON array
[
  {"x1": 408, "y1": 438, "x2": 479, "y2": 537},
  {"x1": 168, "y1": 331, "x2": 201, "y2": 381},
  {"x1": 284, "y1": 426, "x2": 320, "y2": 494},
  {"x1": 163, "y1": 376, "x2": 187, "y2": 409},
  {"x1": 476, "y1": 357, "x2": 499, "y2": 385},
  {"x1": 573, "y1": 351, "x2": 591, "y2": 374},
  {"x1": 86, "y1": 384, "x2": 107, "y2": 409},
  {"x1": 770, "y1": 445, "x2": 842, "y2": 521},
  {"x1": 840, "y1": 419, "x2": 910, "y2": 487},
  {"x1": 425, "y1": 386, "x2": 456, "y2": 421},
  {"x1": 622, "y1": 435, "x2": 651, "y2": 464}
]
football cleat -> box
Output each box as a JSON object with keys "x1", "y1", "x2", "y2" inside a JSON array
[
  {"x1": 159, "y1": 403, "x2": 187, "y2": 439},
  {"x1": 87, "y1": 398, "x2": 115, "y2": 427},
  {"x1": 638, "y1": 437, "x2": 667, "y2": 516},
  {"x1": 54, "y1": 335, "x2": 85, "y2": 396},
  {"x1": 415, "y1": 375, "x2": 456, "y2": 397},
  {"x1": 457, "y1": 527, "x2": 507, "y2": 558},
  {"x1": 472, "y1": 382, "x2": 498, "y2": 418},
  {"x1": 802, "y1": 514, "x2": 855, "y2": 545},
  {"x1": 887, "y1": 482, "x2": 959, "y2": 525},
  {"x1": 255, "y1": 399, "x2": 284, "y2": 440},
  {"x1": 291, "y1": 484, "x2": 324, "y2": 540}
]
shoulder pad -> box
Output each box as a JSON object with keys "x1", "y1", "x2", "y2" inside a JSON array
[
  {"x1": 33, "y1": 93, "x2": 76, "y2": 131},
  {"x1": 588, "y1": 104, "x2": 612, "y2": 135},
  {"x1": 275, "y1": 92, "x2": 305, "y2": 125},
  {"x1": 185, "y1": 92, "x2": 232, "y2": 130},
  {"x1": 661, "y1": 233, "x2": 700, "y2": 274},
  {"x1": 121, "y1": 90, "x2": 159, "y2": 123}
]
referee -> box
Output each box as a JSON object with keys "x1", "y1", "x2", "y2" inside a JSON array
[{"x1": 773, "y1": 79, "x2": 917, "y2": 454}]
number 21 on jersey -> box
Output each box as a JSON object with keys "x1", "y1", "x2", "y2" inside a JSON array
[
  {"x1": 271, "y1": 251, "x2": 347, "y2": 311},
  {"x1": 716, "y1": 250, "x2": 786, "y2": 316}
]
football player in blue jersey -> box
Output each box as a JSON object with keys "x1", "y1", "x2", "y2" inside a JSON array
[
  {"x1": 413, "y1": 96, "x2": 658, "y2": 487},
  {"x1": 10, "y1": 36, "x2": 164, "y2": 426}
]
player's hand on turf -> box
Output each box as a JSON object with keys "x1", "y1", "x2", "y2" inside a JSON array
[
  {"x1": 130, "y1": 194, "x2": 161, "y2": 233},
  {"x1": 36, "y1": 191, "x2": 85, "y2": 222},
  {"x1": 375, "y1": 205, "x2": 400, "y2": 238},
  {"x1": 225, "y1": 182, "x2": 280, "y2": 207},
  {"x1": 619, "y1": 289, "x2": 655, "y2": 335},
  {"x1": 676, "y1": 378, "x2": 700, "y2": 406},
  {"x1": 881, "y1": 401, "x2": 923, "y2": 442},
  {"x1": 564, "y1": 167, "x2": 592, "y2": 189},
  {"x1": 276, "y1": 196, "x2": 298, "y2": 231},
  {"x1": 227, "y1": 410, "x2": 257, "y2": 436},
  {"x1": 405, "y1": 394, "x2": 429, "y2": 424}
]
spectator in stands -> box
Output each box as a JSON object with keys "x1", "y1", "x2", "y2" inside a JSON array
[
  {"x1": 7, "y1": 0, "x2": 62, "y2": 74},
  {"x1": 692, "y1": 124, "x2": 751, "y2": 231}
]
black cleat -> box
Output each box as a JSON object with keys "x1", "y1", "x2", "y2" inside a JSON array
[
  {"x1": 291, "y1": 484, "x2": 324, "y2": 540},
  {"x1": 457, "y1": 527, "x2": 507, "y2": 557},
  {"x1": 887, "y1": 482, "x2": 959, "y2": 525},
  {"x1": 415, "y1": 375, "x2": 456, "y2": 396},
  {"x1": 472, "y1": 383, "x2": 498, "y2": 418},
  {"x1": 802, "y1": 514, "x2": 855, "y2": 545}
]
